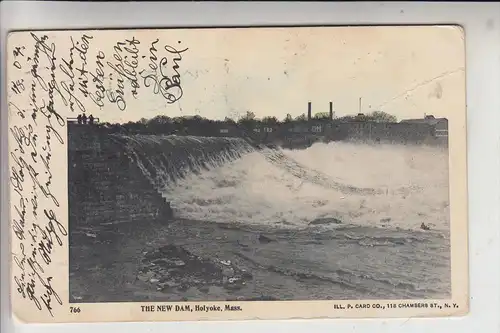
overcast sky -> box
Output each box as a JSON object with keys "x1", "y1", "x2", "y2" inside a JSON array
[{"x1": 41, "y1": 26, "x2": 466, "y2": 123}]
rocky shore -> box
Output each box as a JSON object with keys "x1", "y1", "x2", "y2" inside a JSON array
[{"x1": 137, "y1": 244, "x2": 253, "y2": 294}]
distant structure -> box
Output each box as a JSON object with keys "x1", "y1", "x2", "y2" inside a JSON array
[
  {"x1": 400, "y1": 115, "x2": 448, "y2": 138},
  {"x1": 307, "y1": 101, "x2": 335, "y2": 120},
  {"x1": 65, "y1": 106, "x2": 448, "y2": 148}
]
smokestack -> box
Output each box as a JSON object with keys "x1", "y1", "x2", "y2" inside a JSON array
[
  {"x1": 307, "y1": 102, "x2": 312, "y2": 121},
  {"x1": 329, "y1": 101, "x2": 333, "y2": 119}
]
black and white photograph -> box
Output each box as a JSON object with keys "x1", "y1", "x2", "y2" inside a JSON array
[
  {"x1": 68, "y1": 105, "x2": 452, "y2": 303},
  {"x1": 66, "y1": 27, "x2": 456, "y2": 303},
  {"x1": 7, "y1": 26, "x2": 468, "y2": 322}
]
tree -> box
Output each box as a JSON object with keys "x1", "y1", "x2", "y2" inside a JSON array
[
  {"x1": 239, "y1": 111, "x2": 256, "y2": 121},
  {"x1": 366, "y1": 111, "x2": 397, "y2": 123},
  {"x1": 283, "y1": 113, "x2": 293, "y2": 123},
  {"x1": 237, "y1": 111, "x2": 258, "y2": 127},
  {"x1": 313, "y1": 112, "x2": 330, "y2": 120},
  {"x1": 150, "y1": 115, "x2": 171, "y2": 125},
  {"x1": 295, "y1": 113, "x2": 307, "y2": 121},
  {"x1": 354, "y1": 113, "x2": 368, "y2": 121},
  {"x1": 336, "y1": 115, "x2": 356, "y2": 122},
  {"x1": 262, "y1": 116, "x2": 279, "y2": 124}
]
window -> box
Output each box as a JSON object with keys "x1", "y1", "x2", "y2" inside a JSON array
[
  {"x1": 311, "y1": 125, "x2": 322, "y2": 133},
  {"x1": 264, "y1": 127, "x2": 273, "y2": 133},
  {"x1": 220, "y1": 129, "x2": 229, "y2": 133}
]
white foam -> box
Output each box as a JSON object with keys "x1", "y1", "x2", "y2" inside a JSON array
[{"x1": 161, "y1": 141, "x2": 450, "y2": 232}]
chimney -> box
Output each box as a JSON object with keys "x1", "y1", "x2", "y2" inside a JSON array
[
  {"x1": 307, "y1": 102, "x2": 312, "y2": 121},
  {"x1": 329, "y1": 101, "x2": 333, "y2": 119}
]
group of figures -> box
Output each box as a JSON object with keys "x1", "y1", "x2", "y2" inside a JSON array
[{"x1": 76, "y1": 113, "x2": 97, "y2": 125}]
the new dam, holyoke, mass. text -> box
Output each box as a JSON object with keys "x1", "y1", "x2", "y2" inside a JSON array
[{"x1": 68, "y1": 104, "x2": 450, "y2": 303}]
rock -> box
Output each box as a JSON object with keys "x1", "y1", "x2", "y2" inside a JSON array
[
  {"x1": 309, "y1": 217, "x2": 342, "y2": 226},
  {"x1": 237, "y1": 240, "x2": 249, "y2": 248},
  {"x1": 222, "y1": 267, "x2": 234, "y2": 277},
  {"x1": 137, "y1": 271, "x2": 154, "y2": 282},
  {"x1": 152, "y1": 258, "x2": 181, "y2": 267},
  {"x1": 174, "y1": 260, "x2": 185, "y2": 267},
  {"x1": 198, "y1": 286, "x2": 210, "y2": 293},
  {"x1": 159, "y1": 280, "x2": 180, "y2": 289},
  {"x1": 178, "y1": 284, "x2": 189, "y2": 291},
  {"x1": 247, "y1": 295, "x2": 278, "y2": 301},
  {"x1": 152, "y1": 258, "x2": 167, "y2": 265},
  {"x1": 225, "y1": 277, "x2": 245, "y2": 290},
  {"x1": 220, "y1": 260, "x2": 231, "y2": 266},
  {"x1": 258, "y1": 234, "x2": 274, "y2": 243},
  {"x1": 150, "y1": 278, "x2": 160, "y2": 283},
  {"x1": 158, "y1": 270, "x2": 170, "y2": 278},
  {"x1": 146, "y1": 250, "x2": 162, "y2": 260},
  {"x1": 420, "y1": 223, "x2": 430, "y2": 231}
]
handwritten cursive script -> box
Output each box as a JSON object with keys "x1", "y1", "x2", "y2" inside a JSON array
[
  {"x1": 140, "y1": 41, "x2": 189, "y2": 104},
  {"x1": 9, "y1": 32, "x2": 67, "y2": 317},
  {"x1": 60, "y1": 35, "x2": 188, "y2": 112},
  {"x1": 8, "y1": 31, "x2": 190, "y2": 318}
]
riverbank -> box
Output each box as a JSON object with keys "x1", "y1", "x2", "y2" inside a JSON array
[{"x1": 69, "y1": 217, "x2": 450, "y2": 303}]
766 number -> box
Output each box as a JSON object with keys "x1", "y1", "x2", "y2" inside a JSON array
[{"x1": 70, "y1": 306, "x2": 81, "y2": 313}]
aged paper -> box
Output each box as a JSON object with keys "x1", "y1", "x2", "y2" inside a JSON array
[{"x1": 7, "y1": 26, "x2": 468, "y2": 323}]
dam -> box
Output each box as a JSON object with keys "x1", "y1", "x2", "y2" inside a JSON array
[
  {"x1": 68, "y1": 124, "x2": 255, "y2": 228},
  {"x1": 68, "y1": 112, "x2": 449, "y2": 229},
  {"x1": 68, "y1": 121, "x2": 451, "y2": 302},
  {"x1": 68, "y1": 121, "x2": 390, "y2": 229}
]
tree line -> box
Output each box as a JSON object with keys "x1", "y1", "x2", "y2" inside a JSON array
[{"x1": 95, "y1": 110, "x2": 398, "y2": 135}]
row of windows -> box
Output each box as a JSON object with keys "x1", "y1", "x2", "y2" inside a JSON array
[
  {"x1": 218, "y1": 123, "x2": 436, "y2": 134},
  {"x1": 219, "y1": 127, "x2": 275, "y2": 134},
  {"x1": 288, "y1": 125, "x2": 328, "y2": 133},
  {"x1": 253, "y1": 127, "x2": 274, "y2": 133}
]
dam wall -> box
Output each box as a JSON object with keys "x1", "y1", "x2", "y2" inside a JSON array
[
  {"x1": 68, "y1": 124, "x2": 254, "y2": 228},
  {"x1": 68, "y1": 125, "x2": 171, "y2": 228}
]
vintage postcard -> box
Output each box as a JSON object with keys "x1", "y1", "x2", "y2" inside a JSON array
[{"x1": 7, "y1": 26, "x2": 468, "y2": 323}]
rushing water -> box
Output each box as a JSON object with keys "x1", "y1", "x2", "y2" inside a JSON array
[{"x1": 110, "y1": 136, "x2": 451, "y2": 300}]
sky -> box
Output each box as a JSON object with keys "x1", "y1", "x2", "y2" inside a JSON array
[{"x1": 30, "y1": 26, "x2": 466, "y2": 123}]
